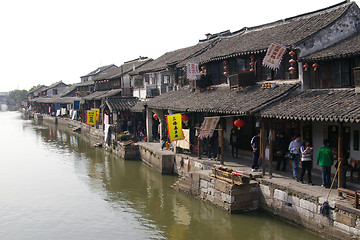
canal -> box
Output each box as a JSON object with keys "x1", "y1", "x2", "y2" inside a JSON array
[{"x1": 0, "y1": 112, "x2": 322, "y2": 240}]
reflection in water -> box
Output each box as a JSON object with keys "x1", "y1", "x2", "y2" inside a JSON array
[{"x1": 0, "y1": 112, "x2": 322, "y2": 240}]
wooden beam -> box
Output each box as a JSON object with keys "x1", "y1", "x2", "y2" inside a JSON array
[
  {"x1": 260, "y1": 120, "x2": 266, "y2": 176},
  {"x1": 338, "y1": 123, "x2": 344, "y2": 191}
]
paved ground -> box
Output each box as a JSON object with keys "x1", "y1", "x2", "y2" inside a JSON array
[{"x1": 141, "y1": 141, "x2": 360, "y2": 203}]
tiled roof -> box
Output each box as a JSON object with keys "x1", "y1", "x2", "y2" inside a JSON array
[
  {"x1": 104, "y1": 98, "x2": 139, "y2": 112},
  {"x1": 130, "y1": 100, "x2": 146, "y2": 112},
  {"x1": 31, "y1": 96, "x2": 82, "y2": 104},
  {"x1": 81, "y1": 64, "x2": 117, "y2": 78},
  {"x1": 261, "y1": 88, "x2": 360, "y2": 123},
  {"x1": 181, "y1": 1, "x2": 353, "y2": 65},
  {"x1": 43, "y1": 81, "x2": 68, "y2": 91},
  {"x1": 28, "y1": 85, "x2": 46, "y2": 95},
  {"x1": 134, "y1": 41, "x2": 217, "y2": 74},
  {"x1": 83, "y1": 89, "x2": 122, "y2": 100},
  {"x1": 93, "y1": 58, "x2": 152, "y2": 81},
  {"x1": 60, "y1": 80, "x2": 95, "y2": 97},
  {"x1": 301, "y1": 31, "x2": 360, "y2": 61},
  {"x1": 146, "y1": 83, "x2": 299, "y2": 115}
]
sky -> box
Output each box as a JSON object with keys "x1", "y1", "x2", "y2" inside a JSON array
[{"x1": 0, "y1": 0, "x2": 358, "y2": 92}]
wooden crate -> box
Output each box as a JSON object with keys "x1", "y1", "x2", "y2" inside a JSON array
[{"x1": 211, "y1": 168, "x2": 250, "y2": 185}]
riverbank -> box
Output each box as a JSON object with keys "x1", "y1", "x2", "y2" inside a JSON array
[
  {"x1": 26, "y1": 112, "x2": 359, "y2": 240},
  {"x1": 137, "y1": 141, "x2": 360, "y2": 240}
]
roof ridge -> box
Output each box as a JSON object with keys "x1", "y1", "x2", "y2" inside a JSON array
[{"x1": 244, "y1": 1, "x2": 351, "y2": 33}]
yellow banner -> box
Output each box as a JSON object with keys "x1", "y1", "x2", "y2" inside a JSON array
[
  {"x1": 91, "y1": 108, "x2": 100, "y2": 121},
  {"x1": 86, "y1": 110, "x2": 97, "y2": 125},
  {"x1": 166, "y1": 114, "x2": 184, "y2": 142}
]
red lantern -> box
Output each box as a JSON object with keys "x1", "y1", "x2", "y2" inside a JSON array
[
  {"x1": 250, "y1": 62, "x2": 255, "y2": 66},
  {"x1": 201, "y1": 66, "x2": 206, "y2": 70},
  {"x1": 312, "y1": 63, "x2": 319, "y2": 71},
  {"x1": 289, "y1": 59, "x2": 296, "y2": 65},
  {"x1": 153, "y1": 113, "x2": 158, "y2": 120},
  {"x1": 223, "y1": 71, "x2": 229, "y2": 76},
  {"x1": 223, "y1": 66, "x2": 229, "y2": 70},
  {"x1": 250, "y1": 55, "x2": 255, "y2": 60},
  {"x1": 289, "y1": 51, "x2": 296, "y2": 56},
  {"x1": 223, "y1": 60, "x2": 228, "y2": 64},
  {"x1": 303, "y1": 63, "x2": 310, "y2": 71},
  {"x1": 181, "y1": 115, "x2": 189, "y2": 122},
  {"x1": 250, "y1": 68, "x2": 255, "y2": 72},
  {"x1": 289, "y1": 66, "x2": 296, "y2": 74},
  {"x1": 234, "y1": 119, "x2": 245, "y2": 130}
]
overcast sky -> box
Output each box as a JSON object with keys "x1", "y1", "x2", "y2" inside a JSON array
[{"x1": 0, "y1": 0, "x2": 358, "y2": 92}]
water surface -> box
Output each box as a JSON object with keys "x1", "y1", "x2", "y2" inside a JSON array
[{"x1": 0, "y1": 112, "x2": 322, "y2": 239}]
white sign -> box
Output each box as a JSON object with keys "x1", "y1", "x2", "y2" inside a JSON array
[
  {"x1": 198, "y1": 117, "x2": 220, "y2": 139},
  {"x1": 262, "y1": 43, "x2": 287, "y2": 70},
  {"x1": 186, "y1": 62, "x2": 201, "y2": 81}
]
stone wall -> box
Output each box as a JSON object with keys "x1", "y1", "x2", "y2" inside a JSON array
[
  {"x1": 259, "y1": 179, "x2": 360, "y2": 240},
  {"x1": 174, "y1": 170, "x2": 259, "y2": 212},
  {"x1": 138, "y1": 143, "x2": 175, "y2": 174}
]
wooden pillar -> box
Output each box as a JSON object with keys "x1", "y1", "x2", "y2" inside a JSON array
[
  {"x1": 260, "y1": 120, "x2": 266, "y2": 176},
  {"x1": 219, "y1": 124, "x2": 224, "y2": 165},
  {"x1": 197, "y1": 136, "x2": 201, "y2": 159},
  {"x1": 338, "y1": 123, "x2": 344, "y2": 190},
  {"x1": 269, "y1": 129, "x2": 275, "y2": 178}
]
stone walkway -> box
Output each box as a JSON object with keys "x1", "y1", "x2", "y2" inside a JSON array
[{"x1": 142, "y1": 141, "x2": 360, "y2": 207}]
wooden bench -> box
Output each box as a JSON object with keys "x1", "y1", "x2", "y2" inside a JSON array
[{"x1": 337, "y1": 188, "x2": 360, "y2": 209}]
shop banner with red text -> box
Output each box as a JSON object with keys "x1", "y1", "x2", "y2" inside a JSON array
[
  {"x1": 262, "y1": 43, "x2": 287, "y2": 70},
  {"x1": 198, "y1": 117, "x2": 220, "y2": 139},
  {"x1": 166, "y1": 114, "x2": 185, "y2": 142}
]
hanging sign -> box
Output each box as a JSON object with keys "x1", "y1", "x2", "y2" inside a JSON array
[
  {"x1": 166, "y1": 114, "x2": 185, "y2": 142},
  {"x1": 54, "y1": 103, "x2": 61, "y2": 111},
  {"x1": 186, "y1": 62, "x2": 201, "y2": 81},
  {"x1": 198, "y1": 117, "x2": 220, "y2": 139},
  {"x1": 91, "y1": 108, "x2": 100, "y2": 121},
  {"x1": 86, "y1": 110, "x2": 97, "y2": 125},
  {"x1": 262, "y1": 43, "x2": 287, "y2": 70},
  {"x1": 73, "y1": 100, "x2": 80, "y2": 110}
]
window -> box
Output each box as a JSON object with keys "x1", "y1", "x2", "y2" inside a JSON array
[
  {"x1": 334, "y1": 59, "x2": 351, "y2": 87},
  {"x1": 164, "y1": 75, "x2": 171, "y2": 84},
  {"x1": 52, "y1": 89, "x2": 58, "y2": 95},
  {"x1": 354, "y1": 130, "x2": 359, "y2": 151}
]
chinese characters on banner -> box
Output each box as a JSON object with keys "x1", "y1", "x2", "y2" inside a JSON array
[
  {"x1": 86, "y1": 110, "x2": 97, "y2": 125},
  {"x1": 91, "y1": 108, "x2": 100, "y2": 121},
  {"x1": 166, "y1": 114, "x2": 185, "y2": 142},
  {"x1": 262, "y1": 43, "x2": 287, "y2": 70},
  {"x1": 186, "y1": 62, "x2": 201, "y2": 81},
  {"x1": 198, "y1": 117, "x2": 220, "y2": 139}
]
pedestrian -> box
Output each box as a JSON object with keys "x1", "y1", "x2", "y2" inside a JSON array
[
  {"x1": 316, "y1": 139, "x2": 334, "y2": 188},
  {"x1": 251, "y1": 130, "x2": 261, "y2": 172},
  {"x1": 288, "y1": 135, "x2": 302, "y2": 181},
  {"x1": 161, "y1": 133, "x2": 169, "y2": 151},
  {"x1": 275, "y1": 132, "x2": 288, "y2": 171},
  {"x1": 230, "y1": 128, "x2": 239, "y2": 158},
  {"x1": 208, "y1": 131, "x2": 218, "y2": 160},
  {"x1": 299, "y1": 140, "x2": 313, "y2": 185}
]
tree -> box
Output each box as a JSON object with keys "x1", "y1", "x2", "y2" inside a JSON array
[{"x1": 8, "y1": 89, "x2": 28, "y2": 107}]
